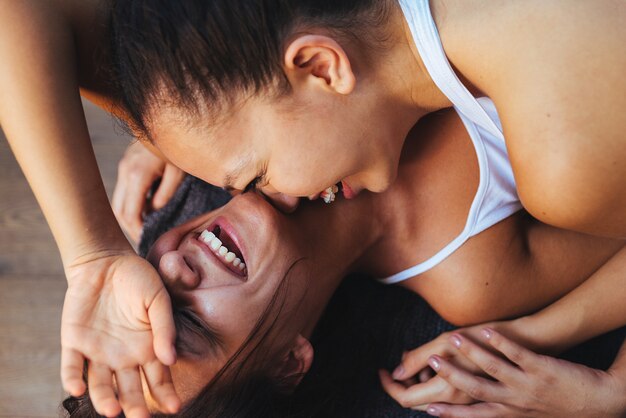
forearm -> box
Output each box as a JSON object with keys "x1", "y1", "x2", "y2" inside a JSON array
[
  {"x1": 514, "y1": 245, "x2": 626, "y2": 353},
  {"x1": 0, "y1": 1, "x2": 130, "y2": 266}
]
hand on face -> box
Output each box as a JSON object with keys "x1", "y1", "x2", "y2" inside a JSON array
[{"x1": 61, "y1": 251, "x2": 180, "y2": 418}]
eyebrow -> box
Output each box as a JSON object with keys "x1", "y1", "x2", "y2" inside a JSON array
[{"x1": 222, "y1": 155, "x2": 254, "y2": 192}]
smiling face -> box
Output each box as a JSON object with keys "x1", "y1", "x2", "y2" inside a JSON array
[
  {"x1": 147, "y1": 88, "x2": 405, "y2": 210},
  {"x1": 143, "y1": 192, "x2": 327, "y2": 407}
]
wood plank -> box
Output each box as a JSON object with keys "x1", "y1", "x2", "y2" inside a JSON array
[
  {"x1": 0, "y1": 276, "x2": 66, "y2": 417},
  {"x1": 0, "y1": 100, "x2": 131, "y2": 417}
]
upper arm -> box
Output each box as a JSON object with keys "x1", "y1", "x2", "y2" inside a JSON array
[
  {"x1": 0, "y1": 0, "x2": 119, "y2": 115},
  {"x1": 486, "y1": 1, "x2": 626, "y2": 237},
  {"x1": 416, "y1": 213, "x2": 624, "y2": 327}
]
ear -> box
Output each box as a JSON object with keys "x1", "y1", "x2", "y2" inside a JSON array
[
  {"x1": 272, "y1": 334, "x2": 314, "y2": 391},
  {"x1": 284, "y1": 35, "x2": 356, "y2": 95}
]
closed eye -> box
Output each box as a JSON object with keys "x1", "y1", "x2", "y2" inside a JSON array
[
  {"x1": 173, "y1": 306, "x2": 222, "y2": 357},
  {"x1": 243, "y1": 170, "x2": 268, "y2": 194},
  {"x1": 243, "y1": 177, "x2": 262, "y2": 193}
]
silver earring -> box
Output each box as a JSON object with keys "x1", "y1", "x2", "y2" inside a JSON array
[{"x1": 321, "y1": 185, "x2": 339, "y2": 204}]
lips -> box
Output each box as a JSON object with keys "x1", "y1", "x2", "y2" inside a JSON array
[
  {"x1": 341, "y1": 181, "x2": 357, "y2": 199},
  {"x1": 196, "y1": 217, "x2": 248, "y2": 277}
]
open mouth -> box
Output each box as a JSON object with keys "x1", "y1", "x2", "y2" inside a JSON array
[{"x1": 197, "y1": 220, "x2": 247, "y2": 277}]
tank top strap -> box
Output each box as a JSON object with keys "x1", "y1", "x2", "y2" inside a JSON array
[{"x1": 398, "y1": 0, "x2": 504, "y2": 141}]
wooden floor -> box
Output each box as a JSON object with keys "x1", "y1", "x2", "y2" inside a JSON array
[{"x1": 0, "y1": 101, "x2": 130, "y2": 417}]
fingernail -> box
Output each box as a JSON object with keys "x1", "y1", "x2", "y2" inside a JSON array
[
  {"x1": 427, "y1": 406, "x2": 441, "y2": 416},
  {"x1": 482, "y1": 328, "x2": 493, "y2": 340},
  {"x1": 450, "y1": 334, "x2": 462, "y2": 348},
  {"x1": 428, "y1": 356, "x2": 441, "y2": 371},
  {"x1": 392, "y1": 365, "x2": 405, "y2": 380}
]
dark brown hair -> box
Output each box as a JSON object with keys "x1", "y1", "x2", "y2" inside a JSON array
[{"x1": 109, "y1": 0, "x2": 392, "y2": 136}]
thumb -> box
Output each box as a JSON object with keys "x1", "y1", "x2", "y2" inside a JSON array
[{"x1": 147, "y1": 287, "x2": 177, "y2": 366}]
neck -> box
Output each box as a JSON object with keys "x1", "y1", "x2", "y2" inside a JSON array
[
  {"x1": 295, "y1": 194, "x2": 384, "y2": 275},
  {"x1": 290, "y1": 194, "x2": 389, "y2": 338},
  {"x1": 377, "y1": 0, "x2": 452, "y2": 113}
]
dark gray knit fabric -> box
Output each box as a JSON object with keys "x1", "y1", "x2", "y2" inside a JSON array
[{"x1": 139, "y1": 176, "x2": 625, "y2": 418}]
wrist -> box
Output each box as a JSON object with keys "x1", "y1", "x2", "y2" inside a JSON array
[
  {"x1": 56, "y1": 192, "x2": 134, "y2": 269},
  {"x1": 497, "y1": 315, "x2": 560, "y2": 355},
  {"x1": 64, "y1": 247, "x2": 138, "y2": 289},
  {"x1": 62, "y1": 230, "x2": 134, "y2": 269}
]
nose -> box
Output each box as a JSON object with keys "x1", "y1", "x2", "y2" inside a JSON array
[
  {"x1": 158, "y1": 251, "x2": 201, "y2": 294},
  {"x1": 260, "y1": 190, "x2": 300, "y2": 213}
]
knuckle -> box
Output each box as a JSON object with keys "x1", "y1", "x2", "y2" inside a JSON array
[
  {"x1": 508, "y1": 347, "x2": 525, "y2": 364},
  {"x1": 467, "y1": 384, "x2": 486, "y2": 400},
  {"x1": 484, "y1": 360, "x2": 500, "y2": 377},
  {"x1": 127, "y1": 169, "x2": 146, "y2": 183}
]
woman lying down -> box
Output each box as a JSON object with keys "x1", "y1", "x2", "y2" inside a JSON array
[{"x1": 65, "y1": 108, "x2": 626, "y2": 417}]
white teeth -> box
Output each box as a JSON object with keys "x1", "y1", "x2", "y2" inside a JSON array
[
  {"x1": 210, "y1": 238, "x2": 222, "y2": 251},
  {"x1": 199, "y1": 229, "x2": 246, "y2": 274},
  {"x1": 200, "y1": 230, "x2": 215, "y2": 244}
]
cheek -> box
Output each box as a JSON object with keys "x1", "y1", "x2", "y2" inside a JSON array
[
  {"x1": 170, "y1": 359, "x2": 218, "y2": 403},
  {"x1": 195, "y1": 289, "x2": 268, "y2": 344},
  {"x1": 209, "y1": 294, "x2": 262, "y2": 331}
]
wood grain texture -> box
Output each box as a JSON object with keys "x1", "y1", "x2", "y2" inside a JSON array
[{"x1": 0, "y1": 100, "x2": 130, "y2": 417}]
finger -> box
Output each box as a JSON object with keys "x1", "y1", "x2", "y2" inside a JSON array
[
  {"x1": 380, "y1": 369, "x2": 451, "y2": 409},
  {"x1": 142, "y1": 360, "x2": 181, "y2": 414},
  {"x1": 392, "y1": 341, "x2": 453, "y2": 381},
  {"x1": 426, "y1": 402, "x2": 511, "y2": 418},
  {"x1": 429, "y1": 355, "x2": 505, "y2": 402},
  {"x1": 88, "y1": 362, "x2": 122, "y2": 417},
  {"x1": 147, "y1": 287, "x2": 177, "y2": 366},
  {"x1": 61, "y1": 347, "x2": 87, "y2": 396},
  {"x1": 483, "y1": 328, "x2": 541, "y2": 373},
  {"x1": 152, "y1": 165, "x2": 184, "y2": 209},
  {"x1": 122, "y1": 175, "x2": 153, "y2": 242},
  {"x1": 116, "y1": 367, "x2": 150, "y2": 418},
  {"x1": 111, "y1": 175, "x2": 127, "y2": 220},
  {"x1": 449, "y1": 333, "x2": 523, "y2": 384},
  {"x1": 419, "y1": 367, "x2": 436, "y2": 383}
]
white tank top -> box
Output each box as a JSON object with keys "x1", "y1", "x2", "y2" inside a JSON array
[{"x1": 379, "y1": 0, "x2": 523, "y2": 285}]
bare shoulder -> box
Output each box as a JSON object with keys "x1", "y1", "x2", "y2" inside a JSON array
[{"x1": 451, "y1": 0, "x2": 626, "y2": 236}]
